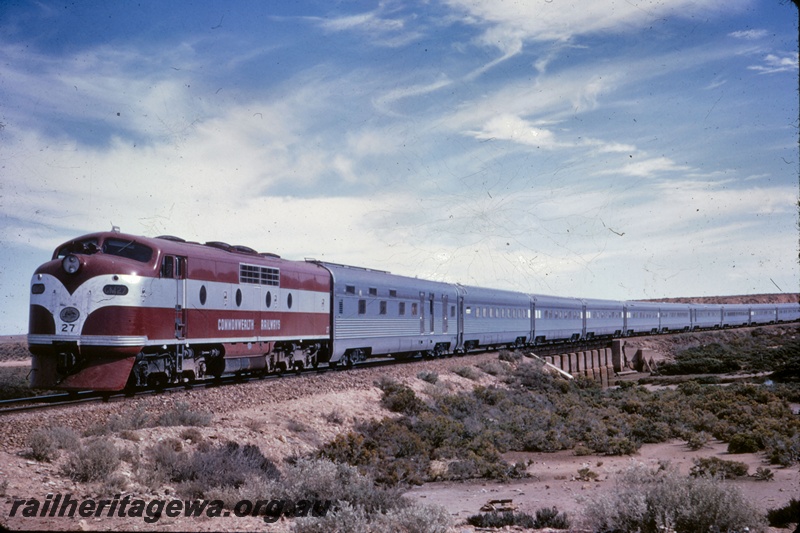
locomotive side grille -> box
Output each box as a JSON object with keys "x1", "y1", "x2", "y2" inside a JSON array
[{"x1": 240, "y1": 263, "x2": 279, "y2": 286}]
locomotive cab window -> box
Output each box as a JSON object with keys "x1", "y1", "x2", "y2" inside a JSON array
[{"x1": 103, "y1": 238, "x2": 153, "y2": 263}]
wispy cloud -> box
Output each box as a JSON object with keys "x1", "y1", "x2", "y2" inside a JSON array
[{"x1": 748, "y1": 52, "x2": 799, "y2": 74}]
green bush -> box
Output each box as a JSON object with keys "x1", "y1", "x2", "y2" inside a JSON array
[
  {"x1": 377, "y1": 379, "x2": 425, "y2": 415},
  {"x1": 689, "y1": 457, "x2": 748, "y2": 479},
  {"x1": 727, "y1": 432, "x2": 762, "y2": 454},
  {"x1": 767, "y1": 498, "x2": 800, "y2": 528}
]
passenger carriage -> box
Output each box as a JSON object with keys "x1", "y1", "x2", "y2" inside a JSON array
[
  {"x1": 317, "y1": 262, "x2": 459, "y2": 365},
  {"x1": 581, "y1": 298, "x2": 625, "y2": 339},
  {"x1": 458, "y1": 285, "x2": 532, "y2": 351},
  {"x1": 531, "y1": 295, "x2": 584, "y2": 343},
  {"x1": 623, "y1": 301, "x2": 662, "y2": 335}
]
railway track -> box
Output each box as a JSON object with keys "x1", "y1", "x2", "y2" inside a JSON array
[
  {"x1": 6, "y1": 324, "x2": 784, "y2": 415},
  {"x1": 0, "y1": 351, "x2": 439, "y2": 415}
]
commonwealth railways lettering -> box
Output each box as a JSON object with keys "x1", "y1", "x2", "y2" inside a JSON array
[
  {"x1": 216, "y1": 318, "x2": 282, "y2": 331},
  {"x1": 217, "y1": 318, "x2": 254, "y2": 331}
]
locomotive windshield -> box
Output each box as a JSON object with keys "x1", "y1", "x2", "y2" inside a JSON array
[
  {"x1": 54, "y1": 237, "x2": 153, "y2": 263},
  {"x1": 102, "y1": 238, "x2": 153, "y2": 262}
]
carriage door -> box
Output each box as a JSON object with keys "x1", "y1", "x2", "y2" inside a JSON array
[
  {"x1": 457, "y1": 295, "x2": 465, "y2": 349},
  {"x1": 429, "y1": 293, "x2": 435, "y2": 333},
  {"x1": 161, "y1": 255, "x2": 188, "y2": 340},
  {"x1": 419, "y1": 292, "x2": 426, "y2": 334},
  {"x1": 442, "y1": 294, "x2": 449, "y2": 333}
]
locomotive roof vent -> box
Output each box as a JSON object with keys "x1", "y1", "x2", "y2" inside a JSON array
[
  {"x1": 156, "y1": 235, "x2": 187, "y2": 242},
  {"x1": 260, "y1": 252, "x2": 281, "y2": 259},
  {"x1": 232, "y1": 245, "x2": 259, "y2": 255},
  {"x1": 204, "y1": 241, "x2": 232, "y2": 252}
]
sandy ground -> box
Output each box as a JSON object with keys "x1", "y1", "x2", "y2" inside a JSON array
[{"x1": 406, "y1": 440, "x2": 799, "y2": 524}]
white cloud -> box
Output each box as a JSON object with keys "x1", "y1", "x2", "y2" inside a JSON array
[
  {"x1": 729, "y1": 29, "x2": 768, "y2": 40},
  {"x1": 748, "y1": 52, "x2": 799, "y2": 74},
  {"x1": 444, "y1": 0, "x2": 749, "y2": 44}
]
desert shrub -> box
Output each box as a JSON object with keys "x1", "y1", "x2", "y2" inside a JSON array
[
  {"x1": 767, "y1": 498, "x2": 800, "y2": 528},
  {"x1": 0, "y1": 366, "x2": 51, "y2": 400},
  {"x1": 142, "y1": 440, "x2": 280, "y2": 498},
  {"x1": 684, "y1": 431, "x2": 710, "y2": 450},
  {"x1": 417, "y1": 370, "x2": 439, "y2": 384},
  {"x1": 179, "y1": 427, "x2": 203, "y2": 443},
  {"x1": 453, "y1": 366, "x2": 481, "y2": 380},
  {"x1": 155, "y1": 401, "x2": 212, "y2": 427},
  {"x1": 294, "y1": 500, "x2": 452, "y2": 533},
  {"x1": 582, "y1": 462, "x2": 764, "y2": 533},
  {"x1": 656, "y1": 343, "x2": 741, "y2": 375},
  {"x1": 477, "y1": 360, "x2": 507, "y2": 376},
  {"x1": 47, "y1": 426, "x2": 81, "y2": 450},
  {"x1": 27, "y1": 426, "x2": 79, "y2": 461},
  {"x1": 534, "y1": 506, "x2": 571, "y2": 529},
  {"x1": 467, "y1": 511, "x2": 535, "y2": 528},
  {"x1": 287, "y1": 419, "x2": 309, "y2": 433},
  {"x1": 690, "y1": 457, "x2": 748, "y2": 479},
  {"x1": 85, "y1": 402, "x2": 211, "y2": 435},
  {"x1": 753, "y1": 467, "x2": 774, "y2": 481},
  {"x1": 498, "y1": 350, "x2": 523, "y2": 363},
  {"x1": 467, "y1": 507, "x2": 567, "y2": 529},
  {"x1": 324, "y1": 409, "x2": 345, "y2": 424},
  {"x1": 577, "y1": 467, "x2": 599, "y2": 481},
  {"x1": 27, "y1": 431, "x2": 59, "y2": 462},
  {"x1": 764, "y1": 433, "x2": 800, "y2": 466},
  {"x1": 377, "y1": 378, "x2": 425, "y2": 415},
  {"x1": 318, "y1": 431, "x2": 380, "y2": 467},
  {"x1": 281, "y1": 458, "x2": 403, "y2": 514},
  {"x1": 62, "y1": 439, "x2": 120, "y2": 482},
  {"x1": 727, "y1": 432, "x2": 762, "y2": 454}
]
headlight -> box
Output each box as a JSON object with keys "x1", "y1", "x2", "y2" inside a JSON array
[{"x1": 62, "y1": 254, "x2": 81, "y2": 274}]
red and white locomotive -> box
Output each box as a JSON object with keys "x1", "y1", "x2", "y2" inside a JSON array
[{"x1": 28, "y1": 229, "x2": 331, "y2": 390}]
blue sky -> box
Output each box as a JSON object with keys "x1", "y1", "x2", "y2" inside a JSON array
[{"x1": 0, "y1": 0, "x2": 797, "y2": 334}]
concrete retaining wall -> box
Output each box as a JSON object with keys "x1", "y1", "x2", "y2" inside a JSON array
[{"x1": 541, "y1": 347, "x2": 615, "y2": 387}]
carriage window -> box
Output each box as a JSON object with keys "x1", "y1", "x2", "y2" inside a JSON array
[
  {"x1": 399, "y1": 302, "x2": 406, "y2": 315},
  {"x1": 358, "y1": 300, "x2": 366, "y2": 314},
  {"x1": 346, "y1": 285, "x2": 356, "y2": 294},
  {"x1": 389, "y1": 290, "x2": 397, "y2": 297},
  {"x1": 369, "y1": 288, "x2": 377, "y2": 296},
  {"x1": 380, "y1": 301, "x2": 387, "y2": 315},
  {"x1": 411, "y1": 303, "x2": 418, "y2": 315}
]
